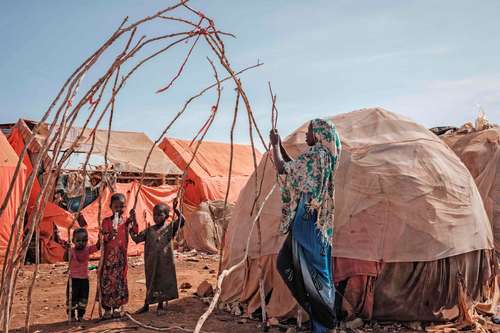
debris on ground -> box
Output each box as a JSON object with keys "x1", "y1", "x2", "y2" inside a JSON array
[
  {"x1": 180, "y1": 282, "x2": 192, "y2": 290},
  {"x1": 195, "y1": 280, "x2": 214, "y2": 297}
]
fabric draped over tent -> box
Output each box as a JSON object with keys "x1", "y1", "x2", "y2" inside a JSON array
[
  {"x1": 8, "y1": 127, "x2": 75, "y2": 263},
  {"x1": 442, "y1": 127, "x2": 500, "y2": 255},
  {"x1": 0, "y1": 132, "x2": 26, "y2": 264},
  {"x1": 159, "y1": 138, "x2": 261, "y2": 253},
  {"x1": 159, "y1": 138, "x2": 262, "y2": 210},
  {"x1": 220, "y1": 108, "x2": 495, "y2": 321},
  {"x1": 7, "y1": 126, "x2": 178, "y2": 262}
]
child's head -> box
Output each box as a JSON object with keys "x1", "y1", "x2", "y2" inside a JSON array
[
  {"x1": 110, "y1": 193, "x2": 126, "y2": 215},
  {"x1": 153, "y1": 203, "x2": 170, "y2": 226},
  {"x1": 73, "y1": 228, "x2": 88, "y2": 250}
]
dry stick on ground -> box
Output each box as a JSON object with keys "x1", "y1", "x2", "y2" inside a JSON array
[
  {"x1": 124, "y1": 312, "x2": 214, "y2": 333},
  {"x1": 216, "y1": 89, "x2": 240, "y2": 277},
  {"x1": 194, "y1": 184, "x2": 278, "y2": 333}
]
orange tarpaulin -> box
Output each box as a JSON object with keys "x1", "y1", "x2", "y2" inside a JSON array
[
  {"x1": 81, "y1": 181, "x2": 178, "y2": 257},
  {"x1": 0, "y1": 132, "x2": 26, "y2": 264},
  {"x1": 159, "y1": 138, "x2": 262, "y2": 208},
  {"x1": 8, "y1": 128, "x2": 79, "y2": 263},
  {"x1": 7, "y1": 128, "x2": 179, "y2": 262}
]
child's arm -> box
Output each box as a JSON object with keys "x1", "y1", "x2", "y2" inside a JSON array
[
  {"x1": 130, "y1": 228, "x2": 146, "y2": 244},
  {"x1": 63, "y1": 247, "x2": 70, "y2": 262},
  {"x1": 171, "y1": 198, "x2": 185, "y2": 237},
  {"x1": 127, "y1": 209, "x2": 146, "y2": 244},
  {"x1": 88, "y1": 239, "x2": 100, "y2": 254}
]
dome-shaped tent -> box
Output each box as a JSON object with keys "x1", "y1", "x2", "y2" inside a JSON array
[
  {"x1": 442, "y1": 127, "x2": 500, "y2": 256},
  {"x1": 220, "y1": 108, "x2": 495, "y2": 321}
]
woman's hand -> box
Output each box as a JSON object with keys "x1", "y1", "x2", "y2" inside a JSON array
[{"x1": 270, "y1": 129, "x2": 280, "y2": 146}]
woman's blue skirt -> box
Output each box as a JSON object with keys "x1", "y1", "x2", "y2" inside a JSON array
[{"x1": 277, "y1": 194, "x2": 336, "y2": 332}]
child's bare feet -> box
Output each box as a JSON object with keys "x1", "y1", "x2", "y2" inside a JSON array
[
  {"x1": 135, "y1": 304, "x2": 149, "y2": 314},
  {"x1": 102, "y1": 309, "x2": 112, "y2": 320},
  {"x1": 157, "y1": 302, "x2": 167, "y2": 316},
  {"x1": 112, "y1": 308, "x2": 122, "y2": 318}
]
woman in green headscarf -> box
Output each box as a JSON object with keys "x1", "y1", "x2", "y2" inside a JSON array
[{"x1": 270, "y1": 119, "x2": 341, "y2": 333}]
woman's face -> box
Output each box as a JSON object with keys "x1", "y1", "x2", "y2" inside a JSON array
[{"x1": 306, "y1": 122, "x2": 316, "y2": 146}]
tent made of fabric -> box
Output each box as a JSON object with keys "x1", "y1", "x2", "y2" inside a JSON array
[
  {"x1": 82, "y1": 181, "x2": 178, "y2": 257},
  {"x1": 0, "y1": 132, "x2": 26, "y2": 264},
  {"x1": 181, "y1": 200, "x2": 234, "y2": 254},
  {"x1": 442, "y1": 127, "x2": 500, "y2": 254},
  {"x1": 159, "y1": 138, "x2": 262, "y2": 209},
  {"x1": 220, "y1": 108, "x2": 495, "y2": 321},
  {"x1": 33, "y1": 122, "x2": 181, "y2": 176},
  {"x1": 8, "y1": 126, "x2": 75, "y2": 263}
]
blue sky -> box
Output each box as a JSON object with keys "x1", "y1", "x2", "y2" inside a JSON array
[{"x1": 1, "y1": 0, "x2": 499, "y2": 146}]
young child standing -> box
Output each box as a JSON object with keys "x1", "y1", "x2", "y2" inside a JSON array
[
  {"x1": 100, "y1": 193, "x2": 132, "y2": 319},
  {"x1": 129, "y1": 198, "x2": 185, "y2": 315},
  {"x1": 66, "y1": 228, "x2": 99, "y2": 321}
]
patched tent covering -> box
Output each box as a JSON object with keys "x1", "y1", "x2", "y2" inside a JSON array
[
  {"x1": 220, "y1": 108, "x2": 494, "y2": 319},
  {"x1": 0, "y1": 131, "x2": 26, "y2": 264},
  {"x1": 159, "y1": 138, "x2": 262, "y2": 207},
  {"x1": 182, "y1": 200, "x2": 234, "y2": 254},
  {"x1": 442, "y1": 127, "x2": 500, "y2": 254},
  {"x1": 34, "y1": 123, "x2": 182, "y2": 175}
]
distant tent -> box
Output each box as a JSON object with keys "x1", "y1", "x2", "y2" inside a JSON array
[
  {"x1": 441, "y1": 127, "x2": 500, "y2": 256},
  {"x1": 160, "y1": 138, "x2": 262, "y2": 209},
  {"x1": 8, "y1": 126, "x2": 74, "y2": 263},
  {"x1": 159, "y1": 138, "x2": 262, "y2": 253},
  {"x1": 5, "y1": 119, "x2": 182, "y2": 262},
  {"x1": 220, "y1": 108, "x2": 495, "y2": 321},
  {"x1": 0, "y1": 132, "x2": 26, "y2": 264}
]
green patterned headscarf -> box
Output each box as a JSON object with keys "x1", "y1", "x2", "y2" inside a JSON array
[{"x1": 280, "y1": 118, "x2": 342, "y2": 246}]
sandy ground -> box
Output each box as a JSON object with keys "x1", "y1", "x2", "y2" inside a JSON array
[
  {"x1": 10, "y1": 253, "x2": 274, "y2": 333},
  {"x1": 8, "y1": 252, "x2": 499, "y2": 333}
]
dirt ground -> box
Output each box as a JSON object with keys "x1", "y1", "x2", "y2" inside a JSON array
[
  {"x1": 10, "y1": 252, "x2": 274, "y2": 333},
  {"x1": 8, "y1": 252, "x2": 499, "y2": 333}
]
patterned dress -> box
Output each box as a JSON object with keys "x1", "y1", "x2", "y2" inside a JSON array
[
  {"x1": 100, "y1": 216, "x2": 130, "y2": 309},
  {"x1": 277, "y1": 119, "x2": 342, "y2": 333}
]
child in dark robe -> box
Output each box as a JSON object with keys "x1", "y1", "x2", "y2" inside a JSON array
[
  {"x1": 129, "y1": 198, "x2": 185, "y2": 315},
  {"x1": 100, "y1": 193, "x2": 132, "y2": 319},
  {"x1": 66, "y1": 228, "x2": 99, "y2": 321}
]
